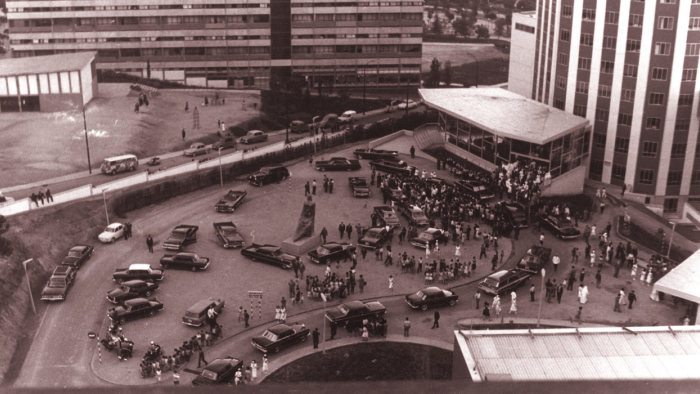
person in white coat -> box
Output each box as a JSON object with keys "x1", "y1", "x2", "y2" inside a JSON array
[{"x1": 580, "y1": 285, "x2": 589, "y2": 304}]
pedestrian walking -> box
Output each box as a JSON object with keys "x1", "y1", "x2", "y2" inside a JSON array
[
  {"x1": 329, "y1": 179, "x2": 334, "y2": 193},
  {"x1": 346, "y1": 224, "x2": 352, "y2": 239},
  {"x1": 244, "y1": 310, "x2": 250, "y2": 327},
  {"x1": 474, "y1": 290, "x2": 481, "y2": 309},
  {"x1": 595, "y1": 270, "x2": 602, "y2": 288},
  {"x1": 146, "y1": 235, "x2": 154, "y2": 253},
  {"x1": 238, "y1": 306, "x2": 244, "y2": 322},
  {"x1": 556, "y1": 283, "x2": 564, "y2": 303},
  {"x1": 312, "y1": 328, "x2": 320, "y2": 348},
  {"x1": 339, "y1": 222, "x2": 345, "y2": 239},
  {"x1": 320, "y1": 227, "x2": 328, "y2": 244},
  {"x1": 432, "y1": 311, "x2": 440, "y2": 329},
  {"x1": 553, "y1": 254, "x2": 560, "y2": 271},
  {"x1": 280, "y1": 306, "x2": 286, "y2": 323},
  {"x1": 299, "y1": 261, "x2": 306, "y2": 279},
  {"x1": 403, "y1": 317, "x2": 411, "y2": 337},
  {"x1": 182, "y1": 128, "x2": 186, "y2": 140},
  {"x1": 530, "y1": 283, "x2": 536, "y2": 301},
  {"x1": 628, "y1": 290, "x2": 637, "y2": 309},
  {"x1": 173, "y1": 369, "x2": 180, "y2": 385},
  {"x1": 388, "y1": 275, "x2": 394, "y2": 291},
  {"x1": 482, "y1": 302, "x2": 491, "y2": 321},
  {"x1": 574, "y1": 306, "x2": 582, "y2": 324},
  {"x1": 312, "y1": 180, "x2": 317, "y2": 195},
  {"x1": 198, "y1": 348, "x2": 208, "y2": 368},
  {"x1": 613, "y1": 289, "x2": 623, "y2": 312},
  {"x1": 275, "y1": 305, "x2": 281, "y2": 323},
  {"x1": 539, "y1": 233, "x2": 545, "y2": 246},
  {"x1": 509, "y1": 291, "x2": 517, "y2": 314},
  {"x1": 305, "y1": 182, "x2": 310, "y2": 196},
  {"x1": 631, "y1": 263, "x2": 637, "y2": 280},
  {"x1": 410, "y1": 145, "x2": 415, "y2": 158},
  {"x1": 361, "y1": 326, "x2": 369, "y2": 342},
  {"x1": 262, "y1": 355, "x2": 269, "y2": 374},
  {"x1": 492, "y1": 295, "x2": 501, "y2": 316}
]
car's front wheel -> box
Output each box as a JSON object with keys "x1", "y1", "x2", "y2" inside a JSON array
[
  {"x1": 421, "y1": 304, "x2": 428, "y2": 311},
  {"x1": 145, "y1": 291, "x2": 152, "y2": 297},
  {"x1": 300, "y1": 335, "x2": 308, "y2": 342},
  {"x1": 449, "y1": 300, "x2": 456, "y2": 306},
  {"x1": 119, "y1": 318, "x2": 127, "y2": 325},
  {"x1": 110, "y1": 238, "x2": 115, "y2": 244},
  {"x1": 148, "y1": 310, "x2": 156, "y2": 317},
  {"x1": 191, "y1": 266, "x2": 198, "y2": 272},
  {"x1": 274, "y1": 347, "x2": 281, "y2": 354}
]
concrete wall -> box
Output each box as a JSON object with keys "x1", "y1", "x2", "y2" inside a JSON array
[
  {"x1": 369, "y1": 129, "x2": 412, "y2": 149},
  {"x1": 207, "y1": 80, "x2": 228, "y2": 88},
  {"x1": 508, "y1": 12, "x2": 537, "y2": 99},
  {"x1": 96, "y1": 172, "x2": 149, "y2": 193},
  {"x1": 186, "y1": 77, "x2": 207, "y2": 87},
  {"x1": 39, "y1": 93, "x2": 82, "y2": 112},
  {"x1": 541, "y1": 165, "x2": 586, "y2": 197},
  {"x1": 147, "y1": 161, "x2": 199, "y2": 181},
  {"x1": 53, "y1": 184, "x2": 93, "y2": 204},
  {"x1": 444, "y1": 143, "x2": 498, "y2": 172}
]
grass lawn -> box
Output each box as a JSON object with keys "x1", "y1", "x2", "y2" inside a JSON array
[{"x1": 262, "y1": 342, "x2": 453, "y2": 383}]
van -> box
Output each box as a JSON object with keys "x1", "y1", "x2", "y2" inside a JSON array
[
  {"x1": 477, "y1": 269, "x2": 531, "y2": 296},
  {"x1": 338, "y1": 110, "x2": 357, "y2": 124},
  {"x1": 290, "y1": 120, "x2": 309, "y2": 134},
  {"x1": 100, "y1": 154, "x2": 138, "y2": 175}
]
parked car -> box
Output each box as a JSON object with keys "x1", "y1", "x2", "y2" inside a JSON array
[
  {"x1": 212, "y1": 137, "x2": 236, "y2": 150},
  {"x1": 60, "y1": 245, "x2": 94, "y2": 269},
  {"x1": 359, "y1": 227, "x2": 392, "y2": 249},
  {"x1": 374, "y1": 206, "x2": 401, "y2": 228},
  {"x1": 215, "y1": 190, "x2": 247, "y2": 213},
  {"x1": 113, "y1": 264, "x2": 164, "y2": 284},
  {"x1": 405, "y1": 287, "x2": 458, "y2": 310},
  {"x1": 369, "y1": 160, "x2": 417, "y2": 176},
  {"x1": 308, "y1": 242, "x2": 356, "y2": 264},
  {"x1": 183, "y1": 297, "x2": 225, "y2": 327},
  {"x1": 290, "y1": 120, "x2": 309, "y2": 134},
  {"x1": 353, "y1": 148, "x2": 399, "y2": 160},
  {"x1": 500, "y1": 202, "x2": 529, "y2": 229},
  {"x1": 325, "y1": 300, "x2": 386, "y2": 328},
  {"x1": 213, "y1": 222, "x2": 245, "y2": 249},
  {"x1": 397, "y1": 99, "x2": 418, "y2": 109},
  {"x1": 397, "y1": 203, "x2": 429, "y2": 227},
  {"x1": 240, "y1": 130, "x2": 268, "y2": 144},
  {"x1": 315, "y1": 157, "x2": 361, "y2": 172},
  {"x1": 320, "y1": 113, "x2": 338, "y2": 131},
  {"x1": 381, "y1": 178, "x2": 403, "y2": 201},
  {"x1": 192, "y1": 357, "x2": 244, "y2": 386},
  {"x1": 338, "y1": 110, "x2": 357, "y2": 124},
  {"x1": 159, "y1": 252, "x2": 210, "y2": 272},
  {"x1": 539, "y1": 215, "x2": 582, "y2": 240},
  {"x1": 108, "y1": 298, "x2": 164, "y2": 325},
  {"x1": 184, "y1": 142, "x2": 210, "y2": 157},
  {"x1": 106, "y1": 280, "x2": 159, "y2": 304},
  {"x1": 162, "y1": 225, "x2": 199, "y2": 251},
  {"x1": 40, "y1": 266, "x2": 76, "y2": 301},
  {"x1": 248, "y1": 165, "x2": 290, "y2": 186},
  {"x1": 516, "y1": 246, "x2": 552, "y2": 274},
  {"x1": 455, "y1": 180, "x2": 495, "y2": 201},
  {"x1": 98, "y1": 223, "x2": 125, "y2": 243},
  {"x1": 410, "y1": 228, "x2": 449, "y2": 249},
  {"x1": 348, "y1": 177, "x2": 371, "y2": 198},
  {"x1": 241, "y1": 244, "x2": 297, "y2": 269},
  {"x1": 251, "y1": 323, "x2": 310, "y2": 354},
  {"x1": 478, "y1": 269, "x2": 532, "y2": 296}
]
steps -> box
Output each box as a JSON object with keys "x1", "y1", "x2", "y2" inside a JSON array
[{"x1": 413, "y1": 123, "x2": 444, "y2": 150}]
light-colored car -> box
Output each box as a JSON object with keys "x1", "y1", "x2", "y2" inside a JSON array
[
  {"x1": 240, "y1": 130, "x2": 268, "y2": 144},
  {"x1": 338, "y1": 110, "x2": 357, "y2": 124},
  {"x1": 184, "y1": 143, "x2": 210, "y2": 156},
  {"x1": 397, "y1": 99, "x2": 418, "y2": 109},
  {"x1": 99, "y1": 223, "x2": 125, "y2": 243}
]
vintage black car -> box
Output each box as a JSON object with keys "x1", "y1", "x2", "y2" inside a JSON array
[
  {"x1": 113, "y1": 264, "x2": 164, "y2": 284},
  {"x1": 315, "y1": 157, "x2": 361, "y2": 172},
  {"x1": 251, "y1": 323, "x2": 310, "y2": 354},
  {"x1": 369, "y1": 160, "x2": 416, "y2": 176},
  {"x1": 410, "y1": 228, "x2": 449, "y2": 249},
  {"x1": 501, "y1": 202, "x2": 529, "y2": 229},
  {"x1": 213, "y1": 222, "x2": 245, "y2": 249},
  {"x1": 325, "y1": 300, "x2": 386, "y2": 328},
  {"x1": 214, "y1": 190, "x2": 247, "y2": 213},
  {"x1": 60, "y1": 245, "x2": 94, "y2": 269},
  {"x1": 373, "y1": 205, "x2": 400, "y2": 227},
  {"x1": 106, "y1": 280, "x2": 159, "y2": 304},
  {"x1": 159, "y1": 252, "x2": 210, "y2": 271},
  {"x1": 108, "y1": 298, "x2": 164, "y2": 324},
  {"x1": 478, "y1": 269, "x2": 532, "y2": 296},
  {"x1": 183, "y1": 297, "x2": 226, "y2": 327},
  {"x1": 248, "y1": 165, "x2": 290, "y2": 186},
  {"x1": 192, "y1": 357, "x2": 244, "y2": 386},
  {"x1": 516, "y1": 246, "x2": 552, "y2": 274},
  {"x1": 308, "y1": 242, "x2": 356, "y2": 264},
  {"x1": 425, "y1": 177, "x2": 452, "y2": 188},
  {"x1": 349, "y1": 177, "x2": 370, "y2": 198},
  {"x1": 41, "y1": 266, "x2": 76, "y2": 301},
  {"x1": 405, "y1": 287, "x2": 458, "y2": 310},
  {"x1": 381, "y1": 178, "x2": 403, "y2": 202},
  {"x1": 162, "y1": 225, "x2": 199, "y2": 251},
  {"x1": 359, "y1": 227, "x2": 392, "y2": 249},
  {"x1": 539, "y1": 215, "x2": 582, "y2": 240},
  {"x1": 241, "y1": 243, "x2": 297, "y2": 269},
  {"x1": 353, "y1": 148, "x2": 399, "y2": 160},
  {"x1": 398, "y1": 203, "x2": 429, "y2": 227},
  {"x1": 455, "y1": 180, "x2": 495, "y2": 201}
]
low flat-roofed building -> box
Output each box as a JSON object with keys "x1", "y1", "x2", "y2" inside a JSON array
[
  {"x1": 454, "y1": 326, "x2": 700, "y2": 382},
  {"x1": 653, "y1": 248, "x2": 700, "y2": 325},
  {"x1": 0, "y1": 51, "x2": 97, "y2": 113},
  {"x1": 419, "y1": 87, "x2": 592, "y2": 196}
]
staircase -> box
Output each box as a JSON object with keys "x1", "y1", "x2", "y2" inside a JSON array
[{"x1": 413, "y1": 123, "x2": 444, "y2": 150}]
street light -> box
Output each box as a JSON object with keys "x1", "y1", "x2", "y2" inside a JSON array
[
  {"x1": 362, "y1": 60, "x2": 376, "y2": 115},
  {"x1": 465, "y1": 52, "x2": 480, "y2": 87},
  {"x1": 666, "y1": 222, "x2": 676, "y2": 259},
  {"x1": 79, "y1": 76, "x2": 92, "y2": 174},
  {"x1": 101, "y1": 188, "x2": 109, "y2": 224},
  {"x1": 22, "y1": 259, "x2": 36, "y2": 314},
  {"x1": 320, "y1": 292, "x2": 327, "y2": 354},
  {"x1": 536, "y1": 268, "x2": 545, "y2": 327},
  {"x1": 312, "y1": 115, "x2": 320, "y2": 154},
  {"x1": 218, "y1": 147, "x2": 224, "y2": 188}
]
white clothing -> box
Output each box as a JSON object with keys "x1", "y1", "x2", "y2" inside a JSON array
[{"x1": 580, "y1": 286, "x2": 589, "y2": 304}]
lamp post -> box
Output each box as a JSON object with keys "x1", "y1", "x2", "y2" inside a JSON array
[
  {"x1": 465, "y1": 52, "x2": 480, "y2": 87},
  {"x1": 362, "y1": 60, "x2": 375, "y2": 115},
  {"x1": 666, "y1": 222, "x2": 676, "y2": 259},
  {"x1": 405, "y1": 73, "x2": 411, "y2": 115},
  {"x1": 537, "y1": 268, "x2": 545, "y2": 327},
  {"x1": 312, "y1": 115, "x2": 320, "y2": 154},
  {"x1": 320, "y1": 292, "x2": 327, "y2": 354},
  {"x1": 79, "y1": 75, "x2": 92, "y2": 174},
  {"x1": 218, "y1": 147, "x2": 224, "y2": 188},
  {"x1": 22, "y1": 259, "x2": 36, "y2": 314},
  {"x1": 101, "y1": 188, "x2": 109, "y2": 224}
]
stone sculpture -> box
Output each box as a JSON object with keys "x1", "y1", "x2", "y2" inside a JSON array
[{"x1": 293, "y1": 196, "x2": 316, "y2": 241}]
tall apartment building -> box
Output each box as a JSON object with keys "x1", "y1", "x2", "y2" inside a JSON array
[
  {"x1": 509, "y1": 0, "x2": 700, "y2": 216},
  {"x1": 5, "y1": 0, "x2": 423, "y2": 90}
]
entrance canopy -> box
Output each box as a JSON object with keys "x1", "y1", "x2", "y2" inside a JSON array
[
  {"x1": 419, "y1": 88, "x2": 588, "y2": 145},
  {"x1": 654, "y1": 248, "x2": 700, "y2": 304}
]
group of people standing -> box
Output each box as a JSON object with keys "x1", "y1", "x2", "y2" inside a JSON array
[{"x1": 30, "y1": 189, "x2": 53, "y2": 207}]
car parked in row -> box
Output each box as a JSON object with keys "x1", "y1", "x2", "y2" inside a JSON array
[
  {"x1": 539, "y1": 215, "x2": 582, "y2": 240},
  {"x1": 212, "y1": 137, "x2": 236, "y2": 151},
  {"x1": 60, "y1": 245, "x2": 94, "y2": 270},
  {"x1": 41, "y1": 266, "x2": 76, "y2": 301},
  {"x1": 113, "y1": 264, "x2": 164, "y2": 284},
  {"x1": 248, "y1": 165, "x2": 290, "y2": 186},
  {"x1": 251, "y1": 323, "x2": 310, "y2": 354},
  {"x1": 215, "y1": 190, "x2": 247, "y2": 213},
  {"x1": 98, "y1": 223, "x2": 125, "y2": 244},
  {"x1": 308, "y1": 242, "x2": 355, "y2": 264},
  {"x1": 315, "y1": 157, "x2": 361, "y2": 172},
  {"x1": 397, "y1": 203, "x2": 429, "y2": 227},
  {"x1": 411, "y1": 228, "x2": 449, "y2": 249},
  {"x1": 106, "y1": 280, "x2": 159, "y2": 304},
  {"x1": 338, "y1": 110, "x2": 356, "y2": 124},
  {"x1": 160, "y1": 252, "x2": 210, "y2": 272},
  {"x1": 500, "y1": 202, "x2": 529, "y2": 229},
  {"x1": 455, "y1": 180, "x2": 495, "y2": 201},
  {"x1": 397, "y1": 99, "x2": 418, "y2": 109},
  {"x1": 241, "y1": 243, "x2": 297, "y2": 269},
  {"x1": 359, "y1": 227, "x2": 392, "y2": 249},
  {"x1": 213, "y1": 222, "x2": 245, "y2": 249},
  {"x1": 108, "y1": 298, "x2": 164, "y2": 325},
  {"x1": 162, "y1": 225, "x2": 199, "y2": 251},
  {"x1": 369, "y1": 160, "x2": 416, "y2": 176},
  {"x1": 240, "y1": 130, "x2": 267, "y2": 144},
  {"x1": 353, "y1": 148, "x2": 399, "y2": 160},
  {"x1": 183, "y1": 297, "x2": 225, "y2": 327},
  {"x1": 348, "y1": 177, "x2": 371, "y2": 198},
  {"x1": 405, "y1": 287, "x2": 458, "y2": 310},
  {"x1": 374, "y1": 206, "x2": 401, "y2": 228},
  {"x1": 290, "y1": 120, "x2": 309, "y2": 134}
]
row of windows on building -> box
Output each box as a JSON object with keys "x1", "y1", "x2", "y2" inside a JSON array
[
  {"x1": 562, "y1": 2, "x2": 700, "y2": 27},
  {"x1": 589, "y1": 158, "x2": 696, "y2": 193},
  {"x1": 557, "y1": 54, "x2": 698, "y2": 81},
  {"x1": 561, "y1": 31, "x2": 700, "y2": 57},
  {"x1": 0, "y1": 72, "x2": 82, "y2": 96},
  {"x1": 9, "y1": 13, "x2": 422, "y2": 28},
  {"x1": 593, "y1": 133, "x2": 691, "y2": 159},
  {"x1": 514, "y1": 23, "x2": 535, "y2": 34},
  {"x1": 7, "y1": 1, "x2": 422, "y2": 13},
  {"x1": 557, "y1": 75, "x2": 695, "y2": 104},
  {"x1": 11, "y1": 33, "x2": 422, "y2": 45}
]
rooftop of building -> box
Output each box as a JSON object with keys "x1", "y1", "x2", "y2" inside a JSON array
[
  {"x1": 418, "y1": 87, "x2": 589, "y2": 144},
  {"x1": 0, "y1": 51, "x2": 96, "y2": 78},
  {"x1": 654, "y1": 247, "x2": 700, "y2": 304},
  {"x1": 454, "y1": 326, "x2": 700, "y2": 382}
]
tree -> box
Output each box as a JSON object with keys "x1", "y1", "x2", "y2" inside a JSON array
[
  {"x1": 432, "y1": 15, "x2": 443, "y2": 34},
  {"x1": 475, "y1": 24, "x2": 490, "y2": 39},
  {"x1": 446, "y1": 11, "x2": 455, "y2": 21},
  {"x1": 453, "y1": 17, "x2": 474, "y2": 37},
  {"x1": 495, "y1": 18, "x2": 507, "y2": 39},
  {"x1": 517, "y1": 0, "x2": 536, "y2": 11},
  {"x1": 505, "y1": 13, "x2": 512, "y2": 25},
  {"x1": 443, "y1": 61, "x2": 453, "y2": 87},
  {"x1": 502, "y1": 0, "x2": 516, "y2": 9},
  {"x1": 429, "y1": 58, "x2": 442, "y2": 88}
]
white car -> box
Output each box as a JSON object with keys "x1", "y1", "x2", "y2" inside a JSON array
[
  {"x1": 397, "y1": 100, "x2": 418, "y2": 109},
  {"x1": 338, "y1": 110, "x2": 357, "y2": 124},
  {"x1": 99, "y1": 223, "x2": 125, "y2": 243}
]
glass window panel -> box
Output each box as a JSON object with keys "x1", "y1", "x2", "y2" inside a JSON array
[
  {"x1": 511, "y1": 139, "x2": 530, "y2": 154},
  {"x1": 471, "y1": 128, "x2": 483, "y2": 147},
  {"x1": 496, "y1": 136, "x2": 510, "y2": 159},
  {"x1": 28, "y1": 75, "x2": 38, "y2": 94},
  {"x1": 550, "y1": 167, "x2": 561, "y2": 178},
  {"x1": 60, "y1": 72, "x2": 71, "y2": 93},
  {"x1": 575, "y1": 138, "x2": 584, "y2": 157},
  {"x1": 552, "y1": 137, "x2": 563, "y2": 149},
  {"x1": 0, "y1": 77, "x2": 7, "y2": 95},
  {"x1": 561, "y1": 152, "x2": 572, "y2": 174},
  {"x1": 17, "y1": 76, "x2": 28, "y2": 95},
  {"x1": 483, "y1": 143, "x2": 495, "y2": 163},
  {"x1": 7, "y1": 76, "x2": 17, "y2": 95},
  {"x1": 49, "y1": 73, "x2": 60, "y2": 93},
  {"x1": 70, "y1": 71, "x2": 81, "y2": 93},
  {"x1": 563, "y1": 134, "x2": 572, "y2": 153},
  {"x1": 469, "y1": 144, "x2": 482, "y2": 157},
  {"x1": 39, "y1": 74, "x2": 49, "y2": 94},
  {"x1": 551, "y1": 148, "x2": 562, "y2": 169}
]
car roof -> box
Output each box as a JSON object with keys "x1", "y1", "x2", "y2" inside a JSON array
[
  {"x1": 343, "y1": 300, "x2": 366, "y2": 310},
  {"x1": 488, "y1": 270, "x2": 510, "y2": 280},
  {"x1": 188, "y1": 298, "x2": 220, "y2": 312},
  {"x1": 248, "y1": 130, "x2": 263, "y2": 134},
  {"x1": 268, "y1": 324, "x2": 293, "y2": 335},
  {"x1": 124, "y1": 298, "x2": 149, "y2": 306},
  {"x1": 176, "y1": 252, "x2": 196, "y2": 257},
  {"x1": 129, "y1": 264, "x2": 151, "y2": 270},
  {"x1": 424, "y1": 228, "x2": 441, "y2": 234},
  {"x1": 375, "y1": 206, "x2": 392, "y2": 211},
  {"x1": 421, "y1": 287, "x2": 444, "y2": 295},
  {"x1": 53, "y1": 266, "x2": 72, "y2": 275},
  {"x1": 205, "y1": 358, "x2": 240, "y2": 373},
  {"x1": 69, "y1": 245, "x2": 88, "y2": 251},
  {"x1": 123, "y1": 279, "x2": 146, "y2": 286},
  {"x1": 107, "y1": 223, "x2": 123, "y2": 229}
]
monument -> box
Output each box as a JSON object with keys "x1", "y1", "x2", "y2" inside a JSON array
[{"x1": 281, "y1": 196, "x2": 322, "y2": 255}]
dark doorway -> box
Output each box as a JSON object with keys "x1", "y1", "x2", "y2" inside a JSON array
[
  {"x1": 0, "y1": 97, "x2": 20, "y2": 112},
  {"x1": 20, "y1": 96, "x2": 41, "y2": 112}
]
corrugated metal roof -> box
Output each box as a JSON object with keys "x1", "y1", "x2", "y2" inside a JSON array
[
  {"x1": 457, "y1": 327, "x2": 700, "y2": 381},
  {"x1": 0, "y1": 52, "x2": 96, "y2": 77}
]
